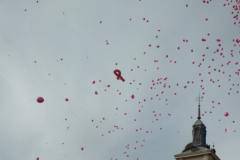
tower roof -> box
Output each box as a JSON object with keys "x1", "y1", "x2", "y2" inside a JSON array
[{"x1": 192, "y1": 119, "x2": 206, "y2": 127}]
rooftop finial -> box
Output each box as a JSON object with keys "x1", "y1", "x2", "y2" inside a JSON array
[
  {"x1": 213, "y1": 142, "x2": 214, "y2": 149},
  {"x1": 195, "y1": 92, "x2": 203, "y2": 120}
]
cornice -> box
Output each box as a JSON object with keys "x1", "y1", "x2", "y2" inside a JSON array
[{"x1": 174, "y1": 149, "x2": 220, "y2": 160}]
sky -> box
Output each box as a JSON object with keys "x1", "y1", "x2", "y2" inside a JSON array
[{"x1": 0, "y1": 0, "x2": 239, "y2": 159}]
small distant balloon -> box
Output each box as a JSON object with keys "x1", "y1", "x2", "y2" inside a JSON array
[
  {"x1": 224, "y1": 112, "x2": 229, "y2": 117},
  {"x1": 131, "y1": 94, "x2": 134, "y2": 99},
  {"x1": 36, "y1": 157, "x2": 39, "y2": 160},
  {"x1": 37, "y1": 97, "x2": 44, "y2": 103},
  {"x1": 65, "y1": 98, "x2": 69, "y2": 101}
]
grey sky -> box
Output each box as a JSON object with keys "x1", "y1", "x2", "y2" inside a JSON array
[{"x1": 0, "y1": 0, "x2": 239, "y2": 159}]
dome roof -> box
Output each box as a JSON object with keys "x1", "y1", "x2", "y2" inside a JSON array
[{"x1": 182, "y1": 142, "x2": 193, "y2": 152}]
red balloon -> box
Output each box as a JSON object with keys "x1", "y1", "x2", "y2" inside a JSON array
[
  {"x1": 37, "y1": 97, "x2": 44, "y2": 103},
  {"x1": 224, "y1": 112, "x2": 229, "y2": 117},
  {"x1": 36, "y1": 158, "x2": 39, "y2": 160},
  {"x1": 131, "y1": 94, "x2": 134, "y2": 99}
]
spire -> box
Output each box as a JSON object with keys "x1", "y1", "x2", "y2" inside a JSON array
[
  {"x1": 192, "y1": 93, "x2": 206, "y2": 147},
  {"x1": 195, "y1": 92, "x2": 202, "y2": 120}
]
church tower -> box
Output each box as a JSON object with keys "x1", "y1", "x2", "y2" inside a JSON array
[{"x1": 174, "y1": 94, "x2": 221, "y2": 160}]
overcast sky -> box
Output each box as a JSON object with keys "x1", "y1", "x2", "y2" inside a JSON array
[{"x1": 0, "y1": 0, "x2": 239, "y2": 160}]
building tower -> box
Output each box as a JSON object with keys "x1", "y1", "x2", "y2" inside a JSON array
[{"x1": 174, "y1": 94, "x2": 221, "y2": 160}]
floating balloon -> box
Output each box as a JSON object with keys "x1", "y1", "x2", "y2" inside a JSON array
[
  {"x1": 224, "y1": 112, "x2": 229, "y2": 117},
  {"x1": 114, "y1": 69, "x2": 125, "y2": 82},
  {"x1": 37, "y1": 97, "x2": 44, "y2": 103},
  {"x1": 131, "y1": 94, "x2": 134, "y2": 99}
]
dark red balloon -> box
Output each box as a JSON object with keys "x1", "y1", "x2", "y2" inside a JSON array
[
  {"x1": 131, "y1": 94, "x2": 134, "y2": 99},
  {"x1": 37, "y1": 97, "x2": 44, "y2": 103}
]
